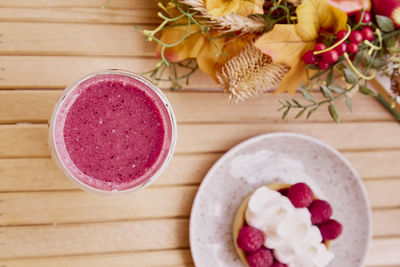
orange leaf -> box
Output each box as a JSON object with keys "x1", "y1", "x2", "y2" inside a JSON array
[{"x1": 255, "y1": 24, "x2": 315, "y2": 94}]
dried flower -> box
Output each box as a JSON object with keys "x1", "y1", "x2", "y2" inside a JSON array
[{"x1": 217, "y1": 44, "x2": 290, "y2": 102}]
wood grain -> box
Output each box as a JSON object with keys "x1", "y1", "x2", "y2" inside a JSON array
[
  {"x1": 2, "y1": 122, "x2": 400, "y2": 158},
  {"x1": 0, "y1": 90, "x2": 393, "y2": 124},
  {"x1": 1, "y1": 151, "x2": 400, "y2": 192},
  {"x1": 366, "y1": 238, "x2": 400, "y2": 266},
  {"x1": 0, "y1": 184, "x2": 398, "y2": 228},
  {"x1": 0, "y1": 56, "x2": 217, "y2": 89},
  {"x1": 0, "y1": 22, "x2": 156, "y2": 56},
  {"x1": 0, "y1": 250, "x2": 193, "y2": 267},
  {"x1": 365, "y1": 179, "x2": 400, "y2": 208},
  {"x1": 0, "y1": 219, "x2": 190, "y2": 258}
]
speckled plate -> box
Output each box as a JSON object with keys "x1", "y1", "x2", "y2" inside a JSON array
[{"x1": 190, "y1": 132, "x2": 372, "y2": 267}]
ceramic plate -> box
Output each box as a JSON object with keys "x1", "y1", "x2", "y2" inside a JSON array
[{"x1": 190, "y1": 132, "x2": 372, "y2": 267}]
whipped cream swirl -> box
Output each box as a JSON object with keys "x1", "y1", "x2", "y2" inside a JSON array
[{"x1": 245, "y1": 186, "x2": 334, "y2": 267}]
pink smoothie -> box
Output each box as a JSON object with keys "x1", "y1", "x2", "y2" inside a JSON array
[{"x1": 52, "y1": 73, "x2": 175, "y2": 191}]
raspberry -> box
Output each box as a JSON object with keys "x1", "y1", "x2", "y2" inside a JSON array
[
  {"x1": 314, "y1": 43, "x2": 327, "y2": 51},
  {"x1": 322, "y1": 50, "x2": 339, "y2": 64},
  {"x1": 347, "y1": 43, "x2": 359, "y2": 54},
  {"x1": 287, "y1": 183, "x2": 314, "y2": 208},
  {"x1": 362, "y1": 27, "x2": 375, "y2": 41},
  {"x1": 271, "y1": 261, "x2": 288, "y2": 267},
  {"x1": 308, "y1": 199, "x2": 333, "y2": 224},
  {"x1": 336, "y1": 30, "x2": 348, "y2": 40},
  {"x1": 318, "y1": 219, "x2": 343, "y2": 241},
  {"x1": 349, "y1": 31, "x2": 363, "y2": 44},
  {"x1": 335, "y1": 42, "x2": 347, "y2": 55},
  {"x1": 246, "y1": 248, "x2": 274, "y2": 267},
  {"x1": 237, "y1": 226, "x2": 265, "y2": 252},
  {"x1": 302, "y1": 50, "x2": 317, "y2": 65},
  {"x1": 318, "y1": 61, "x2": 330, "y2": 70}
]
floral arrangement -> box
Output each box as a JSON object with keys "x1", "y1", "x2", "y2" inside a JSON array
[{"x1": 137, "y1": 0, "x2": 400, "y2": 121}]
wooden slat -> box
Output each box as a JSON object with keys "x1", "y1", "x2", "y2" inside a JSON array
[
  {"x1": 366, "y1": 238, "x2": 400, "y2": 266},
  {"x1": 0, "y1": 239, "x2": 399, "y2": 266},
  {"x1": 0, "y1": 183, "x2": 398, "y2": 226},
  {"x1": 365, "y1": 179, "x2": 400, "y2": 208},
  {"x1": 0, "y1": 0, "x2": 150, "y2": 8},
  {"x1": 0, "y1": 154, "x2": 218, "y2": 191},
  {"x1": 1, "y1": 151, "x2": 400, "y2": 192},
  {"x1": 0, "y1": 219, "x2": 190, "y2": 258},
  {"x1": 0, "y1": 56, "x2": 217, "y2": 89},
  {"x1": 0, "y1": 5, "x2": 159, "y2": 25},
  {"x1": 0, "y1": 217, "x2": 398, "y2": 262},
  {"x1": 0, "y1": 22, "x2": 156, "y2": 56},
  {"x1": 1, "y1": 122, "x2": 400, "y2": 158},
  {"x1": 0, "y1": 249, "x2": 193, "y2": 267},
  {"x1": 0, "y1": 90, "x2": 393, "y2": 124},
  {"x1": 0, "y1": 187, "x2": 197, "y2": 225},
  {"x1": 373, "y1": 209, "x2": 400, "y2": 237}
]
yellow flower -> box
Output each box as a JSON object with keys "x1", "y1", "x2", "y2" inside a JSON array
[
  {"x1": 206, "y1": 0, "x2": 264, "y2": 17},
  {"x1": 157, "y1": 24, "x2": 255, "y2": 80},
  {"x1": 255, "y1": 0, "x2": 348, "y2": 94}
]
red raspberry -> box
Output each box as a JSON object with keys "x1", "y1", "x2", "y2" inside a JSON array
[
  {"x1": 272, "y1": 261, "x2": 288, "y2": 267},
  {"x1": 318, "y1": 61, "x2": 330, "y2": 70},
  {"x1": 237, "y1": 226, "x2": 265, "y2": 252},
  {"x1": 322, "y1": 50, "x2": 339, "y2": 64},
  {"x1": 247, "y1": 248, "x2": 274, "y2": 267},
  {"x1": 287, "y1": 183, "x2": 314, "y2": 208},
  {"x1": 318, "y1": 219, "x2": 343, "y2": 241},
  {"x1": 314, "y1": 43, "x2": 327, "y2": 51},
  {"x1": 308, "y1": 199, "x2": 333, "y2": 224},
  {"x1": 335, "y1": 42, "x2": 347, "y2": 55}
]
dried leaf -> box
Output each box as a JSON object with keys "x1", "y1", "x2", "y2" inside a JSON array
[{"x1": 206, "y1": 0, "x2": 264, "y2": 17}]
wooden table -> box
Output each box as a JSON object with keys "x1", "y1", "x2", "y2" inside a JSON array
[{"x1": 0, "y1": 1, "x2": 399, "y2": 266}]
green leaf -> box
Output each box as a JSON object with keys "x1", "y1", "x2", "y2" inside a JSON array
[
  {"x1": 282, "y1": 108, "x2": 289, "y2": 120},
  {"x1": 306, "y1": 107, "x2": 318, "y2": 119},
  {"x1": 372, "y1": 57, "x2": 388, "y2": 69},
  {"x1": 326, "y1": 70, "x2": 334, "y2": 86},
  {"x1": 345, "y1": 95, "x2": 352, "y2": 113},
  {"x1": 307, "y1": 64, "x2": 320, "y2": 70},
  {"x1": 329, "y1": 85, "x2": 345, "y2": 93},
  {"x1": 328, "y1": 104, "x2": 340, "y2": 123},
  {"x1": 386, "y1": 36, "x2": 396, "y2": 49},
  {"x1": 300, "y1": 89, "x2": 316, "y2": 103},
  {"x1": 291, "y1": 98, "x2": 301, "y2": 107},
  {"x1": 376, "y1": 15, "x2": 395, "y2": 32},
  {"x1": 354, "y1": 51, "x2": 363, "y2": 65},
  {"x1": 359, "y1": 85, "x2": 377, "y2": 96},
  {"x1": 295, "y1": 108, "x2": 306, "y2": 119},
  {"x1": 320, "y1": 85, "x2": 333, "y2": 99},
  {"x1": 343, "y1": 68, "x2": 358, "y2": 84},
  {"x1": 277, "y1": 105, "x2": 286, "y2": 112}
]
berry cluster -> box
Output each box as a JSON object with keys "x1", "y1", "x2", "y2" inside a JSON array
[
  {"x1": 236, "y1": 183, "x2": 343, "y2": 267},
  {"x1": 302, "y1": 11, "x2": 375, "y2": 70}
]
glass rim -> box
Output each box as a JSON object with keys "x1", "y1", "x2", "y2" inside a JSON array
[{"x1": 49, "y1": 69, "x2": 177, "y2": 195}]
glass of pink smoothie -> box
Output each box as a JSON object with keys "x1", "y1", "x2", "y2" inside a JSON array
[{"x1": 49, "y1": 70, "x2": 177, "y2": 194}]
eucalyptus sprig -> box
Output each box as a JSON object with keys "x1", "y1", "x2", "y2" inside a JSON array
[{"x1": 279, "y1": 11, "x2": 400, "y2": 122}]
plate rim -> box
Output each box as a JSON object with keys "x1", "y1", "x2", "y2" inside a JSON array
[{"x1": 189, "y1": 132, "x2": 372, "y2": 267}]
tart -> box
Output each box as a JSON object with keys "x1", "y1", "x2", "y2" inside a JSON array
[{"x1": 233, "y1": 183, "x2": 342, "y2": 267}]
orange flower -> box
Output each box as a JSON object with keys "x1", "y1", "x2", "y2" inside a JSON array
[
  {"x1": 157, "y1": 24, "x2": 255, "y2": 81},
  {"x1": 327, "y1": 0, "x2": 371, "y2": 14},
  {"x1": 255, "y1": 0, "x2": 348, "y2": 94}
]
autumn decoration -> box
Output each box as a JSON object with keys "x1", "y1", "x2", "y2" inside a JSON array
[{"x1": 138, "y1": 0, "x2": 400, "y2": 122}]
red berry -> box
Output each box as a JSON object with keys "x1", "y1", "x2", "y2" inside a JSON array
[
  {"x1": 335, "y1": 42, "x2": 347, "y2": 55},
  {"x1": 355, "y1": 11, "x2": 372, "y2": 23},
  {"x1": 272, "y1": 262, "x2": 288, "y2": 267},
  {"x1": 318, "y1": 219, "x2": 343, "y2": 241},
  {"x1": 347, "y1": 42, "x2": 359, "y2": 53},
  {"x1": 336, "y1": 30, "x2": 348, "y2": 40},
  {"x1": 362, "y1": 27, "x2": 375, "y2": 41},
  {"x1": 247, "y1": 248, "x2": 274, "y2": 267},
  {"x1": 318, "y1": 61, "x2": 330, "y2": 70},
  {"x1": 302, "y1": 50, "x2": 317, "y2": 65},
  {"x1": 349, "y1": 31, "x2": 363, "y2": 44},
  {"x1": 287, "y1": 183, "x2": 314, "y2": 208},
  {"x1": 314, "y1": 43, "x2": 327, "y2": 51},
  {"x1": 322, "y1": 50, "x2": 339, "y2": 64},
  {"x1": 308, "y1": 200, "x2": 333, "y2": 224},
  {"x1": 237, "y1": 226, "x2": 265, "y2": 252}
]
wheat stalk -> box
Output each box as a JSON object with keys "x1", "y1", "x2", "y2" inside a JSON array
[
  {"x1": 178, "y1": 0, "x2": 265, "y2": 33},
  {"x1": 217, "y1": 44, "x2": 290, "y2": 102}
]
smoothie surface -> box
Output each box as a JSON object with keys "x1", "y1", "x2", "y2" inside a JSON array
[{"x1": 63, "y1": 75, "x2": 166, "y2": 189}]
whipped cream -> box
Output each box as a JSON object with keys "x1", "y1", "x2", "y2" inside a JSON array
[{"x1": 245, "y1": 186, "x2": 334, "y2": 267}]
